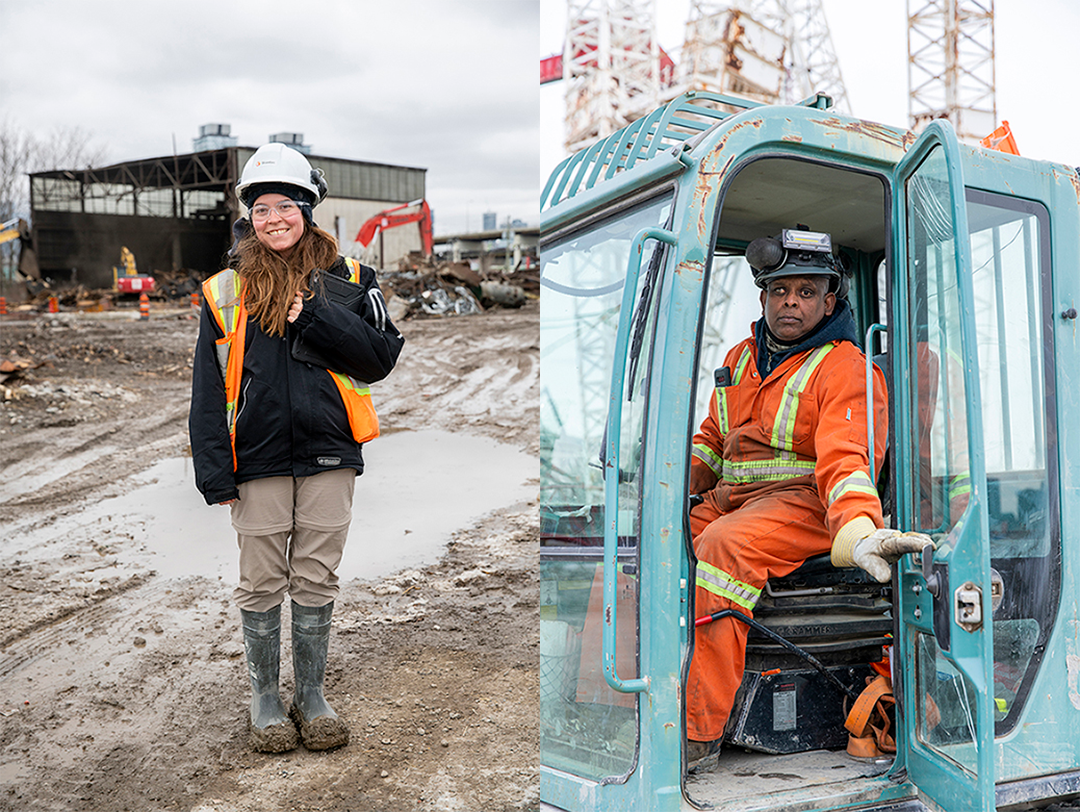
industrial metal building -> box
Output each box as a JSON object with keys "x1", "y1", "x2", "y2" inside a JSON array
[{"x1": 29, "y1": 127, "x2": 427, "y2": 290}]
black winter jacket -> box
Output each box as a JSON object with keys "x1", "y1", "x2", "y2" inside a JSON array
[{"x1": 189, "y1": 257, "x2": 404, "y2": 505}]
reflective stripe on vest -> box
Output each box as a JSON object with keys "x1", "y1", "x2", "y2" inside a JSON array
[
  {"x1": 343, "y1": 257, "x2": 362, "y2": 283},
  {"x1": 202, "y1": 269, "x2": 247, "y2": 469},
  {"x1": 332, "y1": 258, "x2": 380, "y2": 443},
  {"x1": 717, "y1": 345, "x2": 752, "y2": 435},
  {"x1": 328, "y1": 370, "x2": 380, "y2": 444},
  {"x1": 696, "y1": 561, "x2": 761, "y2": 611},
  {"x1": 204, "y1": 269, "x2": 242, "y2": 382}
]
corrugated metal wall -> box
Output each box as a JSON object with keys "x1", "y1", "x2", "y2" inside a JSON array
[{"x1": 235, "y1": 148, "x2": 426, "y2": 204}]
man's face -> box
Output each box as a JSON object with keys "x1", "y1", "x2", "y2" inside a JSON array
[{"x1": 759, "y1": 275, "x2": 836, "y2": 342}]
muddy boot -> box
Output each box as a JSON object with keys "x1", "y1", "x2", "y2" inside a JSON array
[
  {"x1": 241, "y1": 606, "x2": 299, "y2": 753},
  {"x1": 288, "y1": 600, "x2": 350, "y2": 750}
]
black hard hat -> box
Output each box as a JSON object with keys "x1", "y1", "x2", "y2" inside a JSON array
[{"x1": 746, "y1": 228, "x2": 847, "y2": 295}]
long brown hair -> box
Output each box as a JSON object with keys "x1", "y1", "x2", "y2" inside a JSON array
[{"x1": 234, "y1": 223, "x2": 339, "y2": 336}]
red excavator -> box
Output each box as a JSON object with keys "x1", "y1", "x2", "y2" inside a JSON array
[{"x1": 355, "y1": 199, "x2": 433, "y2": 258}]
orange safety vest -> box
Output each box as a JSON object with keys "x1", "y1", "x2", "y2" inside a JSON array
[{"x1": 201, "y1": 257, "x2": 379, "y2": 470}]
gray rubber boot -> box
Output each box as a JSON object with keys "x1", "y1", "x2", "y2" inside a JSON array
[
  {"x1": 240, "y1": 606, "x2": 299, "y2": 753},
  {"x1": 288, "y1": 600, "x2": 350, "y2": 750}
]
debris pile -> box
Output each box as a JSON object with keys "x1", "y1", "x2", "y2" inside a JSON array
[
  {"x1": 8, "y1": 268, "x2": 204, "y2": 313},
  {"x1": 0, "y1": 355, "x2": 48, "y2": 386},
  {"x1": 377, "y1": 252, "x2": 538, "y2": 320}
]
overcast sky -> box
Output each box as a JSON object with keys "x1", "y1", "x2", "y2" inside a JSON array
[
  {"x1": 541, "y1": 0, "x2": 1080, "y2": 184},
  {"x1": 1, "y1": 0, "x2": 539, "y2": 236}
]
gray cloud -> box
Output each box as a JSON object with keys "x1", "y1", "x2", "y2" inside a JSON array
[{"x1": 1, "y1": 0, "x2": 539, "y2": 233}]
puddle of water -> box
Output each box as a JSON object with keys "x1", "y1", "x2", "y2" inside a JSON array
[{"x1": 84, "y1": 430, "x2": 536, "y2": 583}]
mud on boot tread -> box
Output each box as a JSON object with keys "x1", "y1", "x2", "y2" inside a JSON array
[
  {"x1": 289, "y1": 703, "x2": 350, "y2": 751},
  {"x1": 250, "y1": 719, "x2": 300, "y2": 753}
]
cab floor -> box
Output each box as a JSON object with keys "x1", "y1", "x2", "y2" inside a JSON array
[{"x1": 686, "y1": 747, "x2": 897, "y2": 811}]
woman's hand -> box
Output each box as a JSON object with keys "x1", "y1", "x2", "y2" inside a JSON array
[
  {"x1": 218, "y1": 499, "x2": 237, "y2": 506},
  {"x1": 286, "y1": 291, "x2": 304, "y2": 323}
]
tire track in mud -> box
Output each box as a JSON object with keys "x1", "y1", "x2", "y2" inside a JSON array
[
  {"x1": 0, "y1": 576, "x2": 244, "y2": 812},
  {"x1": 0, "y1": 573, "x2": 151, "y2": 659},
  {"x1": 0, "y1": 401, "x2": 189, "y2": 516}
]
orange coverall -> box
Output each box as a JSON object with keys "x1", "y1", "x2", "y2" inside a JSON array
[{"x1": 687, "y1": 332, "x2": 887, "y2": 743}]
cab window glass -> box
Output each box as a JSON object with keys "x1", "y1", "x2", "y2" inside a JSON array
[{"x1": 540, "y1": 193, "x2": 671, "y2": 781}]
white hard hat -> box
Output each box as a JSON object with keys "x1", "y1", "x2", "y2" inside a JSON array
[{"x1": 236, "y1": 143, "x2": 328, "y2": 208}]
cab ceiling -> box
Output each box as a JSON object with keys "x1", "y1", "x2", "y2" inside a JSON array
[{"x1": 716, "y1": 158, "x2": 888, "y2": 255}]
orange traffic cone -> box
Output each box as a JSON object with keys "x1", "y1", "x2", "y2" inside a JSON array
[
  {"x1": 0, "y1": 297, "x2": 7, "y2": 315},
  {"x1": 48, "y1": 296, "x2": 58, "y2": 313},
  {"x1": 139, "y1": 292, "x2": 150, "y2": 321}
]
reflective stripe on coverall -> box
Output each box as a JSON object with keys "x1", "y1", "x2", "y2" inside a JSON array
[{"x1": 687, "y1": 335, "x2": 887, "y2": 743}]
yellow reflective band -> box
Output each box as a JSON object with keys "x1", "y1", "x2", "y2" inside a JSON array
[
  {"x1": 330, "y1": 370, "x2": 371, "y2": 395},
  {"x1": 696, "y1": 561, "x2": 760, "y2": 611},
  {"x1": 344, "y1": 257, "x2": 362, "y2": 283},
  {"x1": 949, "y1": 475, "x2": 971, "y2": 500},
  {"x1": 693, "y1": 443, "x2": 725, "y2": 477},
  {"x1": 828, "y1": 470, "x2": 878, "y2": 506},
  {"x1": 206, "y1": 270, "x2": 241, "y2": 334},
  {"x1": 733, "y1": 346, "x2": 752, "y2": 384},
  {"x1": 721, "y1": 456, "x2": 815, "y2": 483},
  {"x1": 716, "y1": 386, "x2": 728, "y2": 435},
  {"x1": 772, "y1": 344, "x2": 834, "y2": 451}
]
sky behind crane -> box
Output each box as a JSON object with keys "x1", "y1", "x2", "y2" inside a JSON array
[
  {"x1": 541, "y1": 0, "x2": 1080, "y2": 182},
  {"x1": 1, "y1": 0, "x2": 539, "y2": 235}
]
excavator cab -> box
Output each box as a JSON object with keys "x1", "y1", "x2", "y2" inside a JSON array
[{"x1": 540, "y1": 92, "x2": 1077, "y2": 812}]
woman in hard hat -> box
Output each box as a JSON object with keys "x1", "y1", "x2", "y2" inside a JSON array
[{"x1": 189, "y1": 142, "x2": 404, "y2": 752}]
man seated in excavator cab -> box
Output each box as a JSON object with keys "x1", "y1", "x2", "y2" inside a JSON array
[{"x1": 686, "y1": 228, "x2": 932, "y2": 771}]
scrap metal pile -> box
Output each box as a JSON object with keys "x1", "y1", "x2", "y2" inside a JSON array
[{"x1": 377, "y1": 252, "x2": 538, "y2": 320}]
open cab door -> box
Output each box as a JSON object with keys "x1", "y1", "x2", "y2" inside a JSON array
[{"x1": 891, "y1": 120, "x2": 996, "y2": 812}]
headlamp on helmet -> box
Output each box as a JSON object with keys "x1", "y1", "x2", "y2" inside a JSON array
[{"x1": 745, "y1": 227, "x2": 847, "y2": 296}]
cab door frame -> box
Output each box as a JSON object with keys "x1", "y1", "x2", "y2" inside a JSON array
[{"x1": 890, "y1": 119, "x2": 996, "y2": 812}]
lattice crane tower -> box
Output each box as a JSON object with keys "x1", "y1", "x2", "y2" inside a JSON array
[
  {"x1": 563, "y1": 0, "x2": 662, "y2": 152},
  {"x1": 908, "y1": 0, "x2": 996, "y2": 142},
  {"x1": 677, "y1": 0, "x2": 850, "y2": 112}
]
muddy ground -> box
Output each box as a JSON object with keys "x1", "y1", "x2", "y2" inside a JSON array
[{"x1": 0, "y1": 300, "x2": 539, "y2": 812}]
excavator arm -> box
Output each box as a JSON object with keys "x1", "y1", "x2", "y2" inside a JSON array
[{"x1": 355, "y1": 199, "x2": 433, "y2": 257}]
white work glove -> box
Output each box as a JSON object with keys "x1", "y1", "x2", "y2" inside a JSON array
[{"x1": 851, "y1": 529, "x2": 932, "y2": 583}]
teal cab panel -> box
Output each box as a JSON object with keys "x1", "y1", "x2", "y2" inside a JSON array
[{"x1": 540, "y1": 92, "x2": 1080, "y2": 812}]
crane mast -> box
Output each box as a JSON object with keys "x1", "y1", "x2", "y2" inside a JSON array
[
  {"x1": 563, "y1": 0, "x2": 663, "y2": 153},
  {"x1": 908, "y1": 0, "x2": 997, "y2": 142}
]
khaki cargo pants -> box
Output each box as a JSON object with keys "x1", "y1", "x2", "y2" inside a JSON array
[{"x1": 231, "y1": 469, "x2": 356, "y2": 612}]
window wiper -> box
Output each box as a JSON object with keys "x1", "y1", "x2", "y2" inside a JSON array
[{"x1": 626, "y1": 208, "x2": 675, "y2": 397}]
